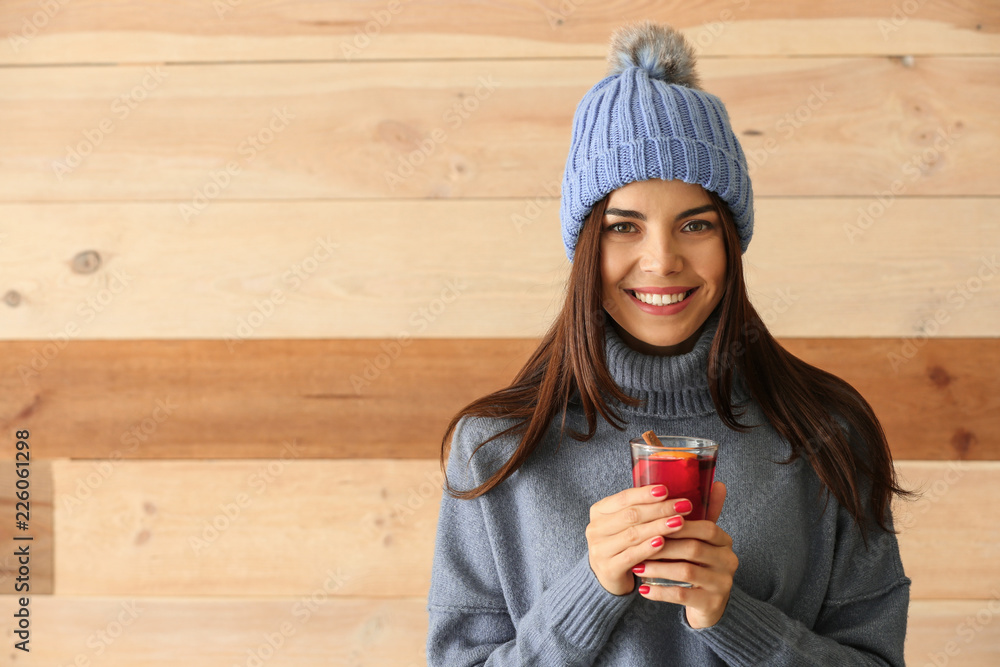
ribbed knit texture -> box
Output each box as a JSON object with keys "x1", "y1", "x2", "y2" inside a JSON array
[
  {"x1": 427, "y1": 320, "x2": 910, "y2": 666},
  {"x1": 560, "y1": 66, "x2": 754, "y2": 261},
  {"x1": 603, "y1": 308, "x2": 750, "y2": 417}
]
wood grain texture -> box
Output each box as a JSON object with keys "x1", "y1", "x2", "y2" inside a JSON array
[
  {"x1": 0, "y1": 198, "x2": 996, "y2": 339},
  {"x1": 781, "y1": 338, "x2": 1000, "y2": 461},
  {"x1": 0, "y1": 461, "x2": 52, "y2": 595},
  {"x1": 0, "y1": 58, "x2": 995, "y2": 201},
  {"x1": 1, "y1": 337, "x2": 997, "y2": 461},
  {"x1": 0, "y1": 338, "x2": 534, "y2": 460},
  {"x1": 52, "y1": 460, "x2": 444, "y2": 598},
  {"x1": 894, "y1": 462, "x2": 1000, "y2": 600},
  {"x1": 47, "y1": 460, "x2": 1000, "y2": 601},
  {"x1": 0, "y1": 596, "x2": 993, "y2": 666},
  {"x1": 0, "y1": 199, "x2": 568, "y2": 340},
  {"x1": 906, "y1": 600, "x2": 1000, "y2": 667},
  {"x1": 744, "y1": 198, "x2": 1000, "y2": 339},
  {"x1": 0, "y1": 0, "x2": 997, "y2": 64},
  {"x1": 0, "y1": 595, "x2": 430, "y2": 666}
]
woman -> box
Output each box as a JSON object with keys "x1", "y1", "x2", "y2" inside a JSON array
[{"x1": 427, "y1": 21, "x2": 910, "y2": 666}]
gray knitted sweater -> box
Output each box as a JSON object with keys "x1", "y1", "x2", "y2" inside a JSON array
[{"x1": 427, "y1": 314, "x2": 910, "y2": 665}]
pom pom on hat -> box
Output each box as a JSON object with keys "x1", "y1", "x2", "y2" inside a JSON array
[
  {"x1": 606, "y1": 21, "x2": 701, "y2": 89},
  {"x1": 560, "y1": 21, "x2": 754, "y2": 261}
]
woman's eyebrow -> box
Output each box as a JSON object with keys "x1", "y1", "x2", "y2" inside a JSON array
[
  {"x1": 675, "y1": 204, "x2": 716, "y2": 220},
  {"x1": 604, "y1": 204, "x2": 715, "y2": 221},
  {"x1": 605, "y1": 207, "x2": 646, "y2": 220}
]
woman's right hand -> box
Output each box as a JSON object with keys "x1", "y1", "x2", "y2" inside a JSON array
[{"x1": 585, "y1": 484, "x2": 691, "y2": 595}]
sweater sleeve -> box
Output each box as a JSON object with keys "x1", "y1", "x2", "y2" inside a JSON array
[
  {"x1": 688, "y1": 502, "x2": 910, "y2": 666},
  {"x1": 426, "y1": 417, "x2": 635, "y2": 666}
]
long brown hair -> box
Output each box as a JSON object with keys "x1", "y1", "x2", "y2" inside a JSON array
[{"x1": 441, "y1": 190, "x2": 910, "y2": 537}]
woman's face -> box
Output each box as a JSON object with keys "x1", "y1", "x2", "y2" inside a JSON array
[{"x1": 599, "y1": 178, "x2": 727, "y2": 356}]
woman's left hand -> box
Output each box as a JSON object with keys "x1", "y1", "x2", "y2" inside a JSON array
[{"x1": 632, "y1": 481, "x2": 738, "y2": 629}]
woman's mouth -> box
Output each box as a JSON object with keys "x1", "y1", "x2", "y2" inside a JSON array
[{"x1": 626, "y1": 288, "x2": 696, "y2": 307}]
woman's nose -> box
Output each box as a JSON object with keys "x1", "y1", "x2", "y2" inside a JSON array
[{"x1": 638, "y1": 235, "x2": 683, "y2": 274}]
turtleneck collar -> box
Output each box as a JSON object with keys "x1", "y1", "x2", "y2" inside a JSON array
[{"x1": 602, "y1": 307, "x2": 748, "y2": 417}]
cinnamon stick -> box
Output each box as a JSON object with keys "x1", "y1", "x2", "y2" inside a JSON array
[{"x1": 641, "y1": 430, "x2": 663, "y2": 447}]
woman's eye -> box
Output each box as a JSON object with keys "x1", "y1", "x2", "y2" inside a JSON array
[
  {"x1": 604, "y1": 221, "x2": 635, "y2": 233},
  {"x1": 683, "y1": 219, "x2": 713, "y2": 232}
]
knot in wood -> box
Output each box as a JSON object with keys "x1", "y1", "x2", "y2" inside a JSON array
[{"x1": 72, "y1": 250, "x2": 102, "y2": 274}]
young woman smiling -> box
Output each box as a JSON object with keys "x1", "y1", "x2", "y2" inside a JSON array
[
  {"x1": 600, "y1": 178, "x2": 727, "y2": 356},
  {"x1": 427, "y1": 21, "x2": 911, "y2": 666}
]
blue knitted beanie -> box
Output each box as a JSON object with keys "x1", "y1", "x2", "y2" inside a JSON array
[{"x1": 560, "y1": 21, "x2": 754, "y2": 261}]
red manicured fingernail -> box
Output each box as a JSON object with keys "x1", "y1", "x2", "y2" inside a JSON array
[
  {"x1": 638, "y1": 585, "x2": 650, "y2": 595},
  {"x1": 632, "y1": 564, "x2": 645, "y2": 574},
  {"x1": 674, "y1": 499, "x2": 693, "y2": 514},
  {"x1": 651, "y1": 486, "x2": 667, "y2": 497},
  {"x1": 666, "y1": 516, "x2": 683, "y2": 528},
  {"x1": 650, "y1": 536, "x2": 664, "y2": 548}
]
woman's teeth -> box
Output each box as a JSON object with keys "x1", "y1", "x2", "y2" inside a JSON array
[{"x1": 630, "y1": 289, "x2": 693, "y2": 306}]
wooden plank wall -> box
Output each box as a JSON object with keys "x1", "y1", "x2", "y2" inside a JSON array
[{"x1": 0, "y1": 1, "x2": 998, "y2": 664}]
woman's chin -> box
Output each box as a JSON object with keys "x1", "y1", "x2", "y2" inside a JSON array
[{"x1": 612, "y1": 320, "x2": 703, "y2": 356}]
